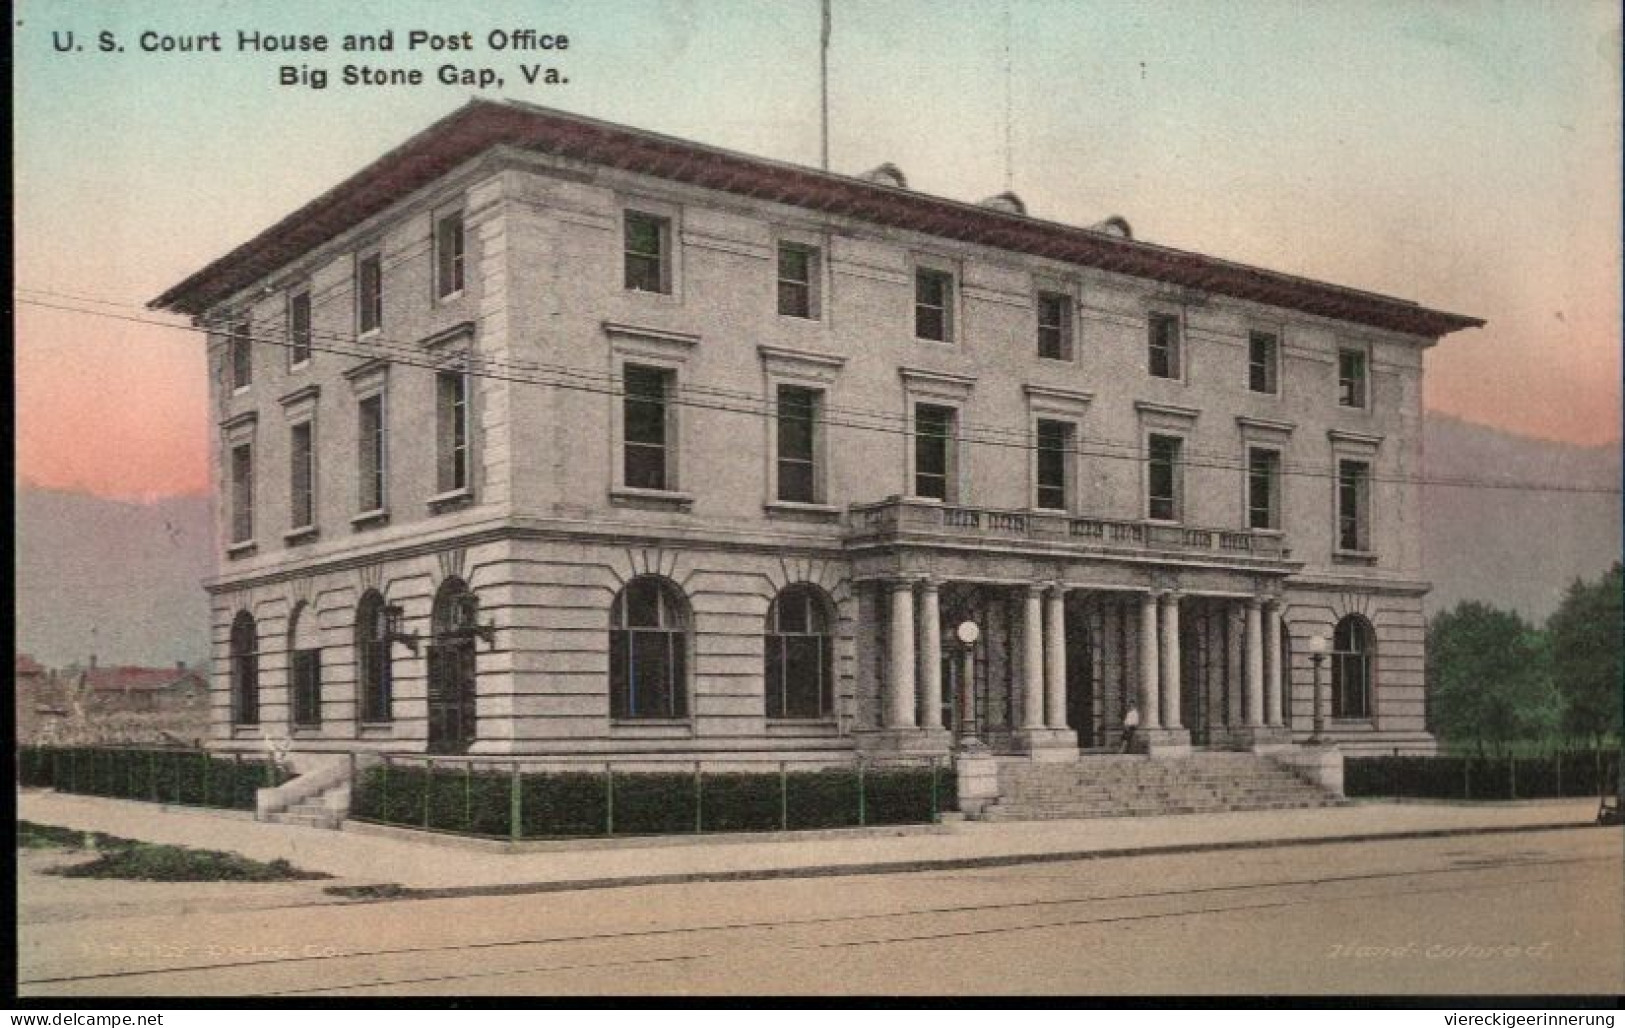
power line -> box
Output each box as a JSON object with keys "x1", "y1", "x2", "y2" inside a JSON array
[{"x1": 16, "y1": 292, "x2": 1621, "y2": 497}]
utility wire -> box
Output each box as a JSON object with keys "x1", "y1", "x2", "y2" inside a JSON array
[{"x1": 16, "y1": 291, "x2": 1621, "y2": 497}]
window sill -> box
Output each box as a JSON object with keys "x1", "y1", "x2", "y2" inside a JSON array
[
  {"x1": 427, "y1": 488, "x2": 475, "y2": 515},
  {"x1": 225, "y1": 540, "x2": 258, "y2": 559},
  {"x1": 292, "y1": 726, "x2": 323, "y2": 737},
  {"x1": 229, "y1": 723, "x2": 262, "y2": 737},
  {"x1": 359, "y1": 328, "x2": 382, "y2": 342},
  {"x1": 1333, "y1": 550, "x2": 1379, "y2": 566},
  {"x1": 358, "y1": 722, "x2": 395, "y2": 737},
  {"x1": 1036, "y1": 354, "x2": 1075, "y2": 364},
  {"x1": 231, "y1": 385, "x2": 251, "y2": 397},
  {"x1": 764, "y1": 500, "x2": 841, "y2": 522},
  {"x1": 778, "y1": 310, "x2": 820, "y2": 322},
  {"x1": 435, "y1": 289, "x2": 465, "y2": 305},
  {"x1": 766, "y1": 717, "x2": 839, "y2": 731},
  {"x1": 351, "y1": 509, "x2": 390, "y2": 530},
  {"x1": 610, "y1": 486, "x2": 695, "y2": 512},
  {"x1": 1330, "y1": 718, "x2": 1376, "y2": 729},
  {"x1": 913, "y1": 335, "x2": 955, "y2": 346},
  {"x1": 289, "y1": 359, "x2": 312, "y2": 373},
  {"x1": 610, "y1": 718, "x2": 695, "y2": 737},
  {"x1": 283, "y1": 525, "x2": 319, "y2": 545}
]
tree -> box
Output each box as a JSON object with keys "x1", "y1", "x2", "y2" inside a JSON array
[
  {"x1": 1547, "y1": 562, "x2": 1623, "y2": 750},
  {"x1": 1426, "y1": 601, "x2": 1555, "y2": 756}
]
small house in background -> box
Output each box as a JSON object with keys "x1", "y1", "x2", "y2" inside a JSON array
[{"x1": 14, "y1": 656, "x2": 210, "y2": 747}]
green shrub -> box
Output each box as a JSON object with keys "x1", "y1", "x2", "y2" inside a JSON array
[{"x1": 17, "y1": 746, "x2": 270, "y2": 811}]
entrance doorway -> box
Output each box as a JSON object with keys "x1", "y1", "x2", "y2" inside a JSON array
[{"x1": 1065, "y1": 599, "x2": 1095, "y2": 748}]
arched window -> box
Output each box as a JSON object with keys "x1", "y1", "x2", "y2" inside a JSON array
[
  {"x1": 764, "y1": 585, "x2": 834, "y2": 719},
  {"x1": 428, "y1": 577, "x2": 478, "y2": 752},
  {"x1": 356, "y1": 591, "x2": 392, "y2": 723},
  {"x1": 230, "y1": 610, "x2": 259, "y2": 726},
  {"x1": 609, "y1": 576, "x2": 690, "y2": 720},
  {"x1": 289, "y1": 602, "x2": 322, "y2": 728},
  {"x1": 1332, "y1": 615, "x2": 1374, "y2": 720}
]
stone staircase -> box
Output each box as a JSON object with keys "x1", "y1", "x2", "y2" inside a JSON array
[
  {"x1": 978, "y1": 751, "x2": 1345, "y2": 821},
  {"x1": 263, "y1": 777, "x2": 350, "y2": 830}
]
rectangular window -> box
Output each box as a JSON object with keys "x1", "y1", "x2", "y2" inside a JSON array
[
  {"x1": 623, "y1": 211, "x2": 670, "y2": 293},
  {"x1": 1339, "y1": 349, "x2": 1368, "y2": 408},
  {"x1": 289, "y1": 421, "x2": 315, "y2": 530},
  {"x1": 230, "y1": 321, "x2": 252, "y2": 390},
  {"x1": 914, "y1": 403, "x2": 955, "y2": 500},
  {"x1": 1037, "y1": 291, "x2": 1072, "y2": 360},
  {"x1": 357, "y1": 395, "x2": 386, "y2": 513},
  {"x1": 291, "y1": 648, "x2": 322, "y2": 728},
  {"x1": 1249, "y1": 331, "x2": 1278, "y2": 394},
  {"x1": 915, "y1": 268, "x2": 954, "y2": 341},
  {"x1": 1147, "y1": 434, "x2": 1182, "y2": 521},
  {"x1": 623, "y1": 365, "x2": 670, "y2": 490},
  {"x1": 776, "y1": 385, "x2": 819, "y2": 503},
  {"x1": 1248, "y1": 447, "x2": 1281, "y2": 530},
  {"x1": 436, "y1": 372, "x2": 469, "y2": 494},
  {"x1": 1036, "y1": 419, "x2": 1072, "y2": 511},
  {"x1": 1148, "y1": 313, "x2": 1181, "y2": 379},
  {"x1": 288, "y1": 292, "x2": 312, "y2": 368},
  {"x1": 357, "y1": 254, "x2": 383, "y2": 334},
  {"x1": 1338, "y1": 459, "x2": 1371, "y2": 551},
  {"x1": 230, "y1": 442, "x2": 254, "y2": 544},
  {"x1": 777, "y1": 243, "x2": 819, "y2": 319},
  {"x1": 435, "y1": 211, "x2": 465, "y2": 299}
]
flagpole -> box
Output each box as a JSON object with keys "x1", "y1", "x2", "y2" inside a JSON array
[{"x1": 820, "y1": 0, "x2": 831, "y2": 171}]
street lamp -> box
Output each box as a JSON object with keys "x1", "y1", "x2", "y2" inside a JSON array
[
  {"x1": 949, "y1": 620, "x2": 982, "y2": 751},
  {"x1": 1307, "y1": 633, "x2": 1329, "y2": 744}
]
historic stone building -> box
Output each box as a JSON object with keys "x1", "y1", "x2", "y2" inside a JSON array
[{"x1": 152, "y1": 99, "x2": 1480, "y2": 767}]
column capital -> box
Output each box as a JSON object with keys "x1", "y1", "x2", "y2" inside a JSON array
[
  {"x1": 1246, "y1": 595, "x2": 1265, "y2": 610},
  {"x1": 917, "y1": 576, "x2": 940, "y2": 595},
  {"x1": 1159, "y1": 590, "x2": 1183, "y2": 607},
  {"x1": 1024, "y1": 582, "x2": 1047, "y2": 598},
  {"x1": 1046, "y1": 581, "x2": 1067, "y2": 599},
  {"x1": 1263, "y1": 597, "x2": 1283, "y2": 612},
  {"x1": 888, "y1": 577, "x2": 920, "y2": 593}
]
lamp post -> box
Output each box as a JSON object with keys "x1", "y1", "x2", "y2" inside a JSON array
[
  {"x1": 949, "y1": 620, "x2": 982, "y2": 752},
  {"x1": 1307, "y1": 633, "x2": 1329, "y2": 744}
]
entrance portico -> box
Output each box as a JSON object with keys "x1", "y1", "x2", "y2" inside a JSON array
[{"x1": 848, "y1": 497, "x2": 1300, "y2": 762}]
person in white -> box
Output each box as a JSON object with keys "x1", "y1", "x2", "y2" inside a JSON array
[{"x1": 1120, "y1": 701, "x2": 1140, "y2": 753}]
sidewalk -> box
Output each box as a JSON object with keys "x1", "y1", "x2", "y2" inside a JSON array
[{"x1": 16, "y1": 789, "x2": 1603, "y2": 896}]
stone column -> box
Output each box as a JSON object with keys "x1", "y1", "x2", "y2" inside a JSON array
[
  {"x1": 1244, "y1": 598, "x2": 1265, "y2": 728},
  {"x1": 918, "y1": 579, "x2": 942, "y2": 730},
  {"x1": 1159, "y1": 592, "x2": 1182, "y2": 729},
  {"x1": 1264, "y1": 601, "x2": 1284, "y2": 728},
  {"x1": 1044, "y1": 585, "x2": 1068, "y2": 731},
  {"x1": 1138, "y1": 591, "x2": 1160, "y2": 729},
  {"x1": 886, "y1": 580, "x2": 917, "y2": 729},
  {"x1": 1021, "y1": 585, "x2": 1045, "y2": 730}
]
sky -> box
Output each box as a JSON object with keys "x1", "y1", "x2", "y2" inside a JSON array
[{"x1": 14, "y1": 0, "x2": 1623, "y2": 502}]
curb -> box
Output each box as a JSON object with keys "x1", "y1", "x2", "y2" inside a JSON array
[{"x1": 330, "y1": 818, "x2": 1602, "y2": 903}]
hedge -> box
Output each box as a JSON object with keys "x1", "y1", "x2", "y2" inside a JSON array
[
  {"x1": 349, "y1": 759, "x2": 956, "y2": 840},
  {"x1": 1345, "y1": 750, "x2": 1618, "y2": 801},
  {"x1": 16, "y1": 745, "x2": 278, "y2": 811}
]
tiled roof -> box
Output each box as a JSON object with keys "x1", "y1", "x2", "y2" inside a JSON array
[{"x1": 151, "y1": 99, "x2": 1483, "y2": 338}]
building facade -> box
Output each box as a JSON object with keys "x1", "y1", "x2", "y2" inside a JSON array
[{"x1": 153, "y1": 100, "x2": 1480, "y2": 766}]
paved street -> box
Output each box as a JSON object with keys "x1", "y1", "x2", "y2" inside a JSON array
[{"x1": 19, "y1": 826, "x2": 1621, "y2": 997}]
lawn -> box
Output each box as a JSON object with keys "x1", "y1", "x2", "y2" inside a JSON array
[{"x1": 16, "y1": 820, "x2": 329, "y2": 882}]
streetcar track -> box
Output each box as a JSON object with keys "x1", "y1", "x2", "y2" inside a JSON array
[
  {"x1": 21, "y1": 850, "x2": 1609, "y2": 991},
  {"x1": 261, "y1": 873, "x2": 1570, "y2": 996}
]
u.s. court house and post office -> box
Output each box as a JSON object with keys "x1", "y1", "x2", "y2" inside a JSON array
[{"x1": 151, "y1": 100, "x2": 1481, "y2": 812}]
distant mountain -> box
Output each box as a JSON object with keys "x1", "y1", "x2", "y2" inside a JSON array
[
  {"x1": 12, "y1": 415, "x2": 1620, "y2": 666},
  {"x1": 1422, "y1": 414, "x2": 1620, "y2": 621},
  {"x1": 15, "y1": 487, "x2": 215, "y2": 669}
]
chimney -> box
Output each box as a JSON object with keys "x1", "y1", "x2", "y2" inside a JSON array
[
  {"x1": 89, "y1": 654, "x2": 97, "y2": 670},
  {"x1": 177, "y1": 660, "x2": 187, "y2": 672}
]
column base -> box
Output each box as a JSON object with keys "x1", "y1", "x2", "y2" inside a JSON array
[
  {"x1": 1011, "y1": 728, "x2": 1078, "y2": 762},
  {"x1": 1130, "y1": 727, "x2": 1192, "y2": 757},
  {"x1": 1224, "y1": 725, "x2": 1295, "y2": 752},
  {"x1": 853, "y1": 727, "x2": 954, "y2": 758}
]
